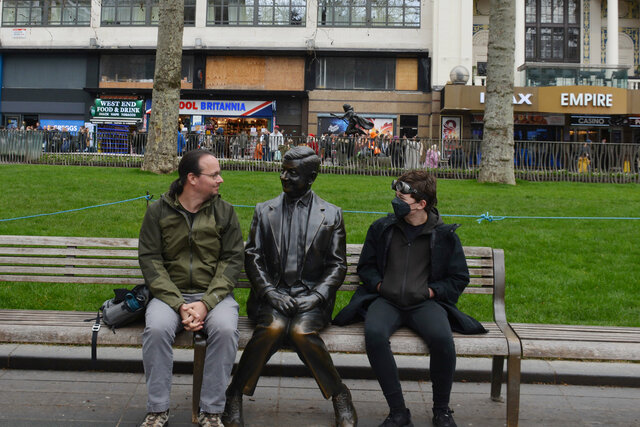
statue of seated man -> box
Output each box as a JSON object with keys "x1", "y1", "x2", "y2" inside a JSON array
[{"x1": 223, "y1": 146, "x2": 357, "y2": 427}]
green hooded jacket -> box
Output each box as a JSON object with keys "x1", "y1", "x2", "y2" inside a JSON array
[{"x1": 138, "y1": 191, "x2": 244, "y2": 312}]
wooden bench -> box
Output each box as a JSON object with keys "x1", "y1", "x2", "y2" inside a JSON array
[
  {"x1": 0, "y1": 235, "x2": 521, "y2": 426},
  {"x1": 511, "y1": 323, "x2": 640, "y2": 362}
]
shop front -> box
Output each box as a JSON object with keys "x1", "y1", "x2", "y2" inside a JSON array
[
  {"x1": 90, "y1": 98, "x2": 144, "y2": 153},
  {"x1": 175, "y1": 99, "x2": 275, "y2": 136},
  {"x1": 442, "y1": 85, "x2": 636, "y2": 143}
]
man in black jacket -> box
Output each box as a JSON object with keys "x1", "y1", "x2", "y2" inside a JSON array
[{"x1": 334, "y1": 171, "x2": 485, "y2": 427}]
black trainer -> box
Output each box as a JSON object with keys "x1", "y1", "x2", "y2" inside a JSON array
[
  {"x1": 379, "y1": 408, "x2": 413, "y2": 427},
  {"x1": 432, "y1": 408, "x2": 457, "y2": 427}
]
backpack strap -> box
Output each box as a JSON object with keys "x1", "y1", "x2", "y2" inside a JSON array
[{"x1": 91, "y1": 311, "x2": 101, "y2": 366}]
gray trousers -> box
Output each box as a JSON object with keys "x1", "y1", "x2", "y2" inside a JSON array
[{"x1": 142, "y1": 293, "x2": 239, "y2": 413}]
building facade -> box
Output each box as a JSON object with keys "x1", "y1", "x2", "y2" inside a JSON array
[
  {"x1": 1, "y1": 0, "x2": 463, "y2": 139},
  {"x1": 450, "y1": 0, "x2": 640, "y2": 144},
  {"x1": 1, "y1": 1, "x2": 639, "y2": 142}
]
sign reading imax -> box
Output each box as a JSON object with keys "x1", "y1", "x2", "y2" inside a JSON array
[{"x1": 480, "y1": 92, "x2": 533, "y2": 105}]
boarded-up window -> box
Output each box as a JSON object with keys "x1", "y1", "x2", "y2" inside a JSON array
[
  {"x1": 206, "y1": 56, "x2": 305, "y2": 91},
  {"x1": 396, "y1": 58, "x2": 418, "y2": 91}
]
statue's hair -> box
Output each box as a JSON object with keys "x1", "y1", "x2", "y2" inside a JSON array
[{"x1": 283, "y1": 146, "x2": 320, "y2": 173}]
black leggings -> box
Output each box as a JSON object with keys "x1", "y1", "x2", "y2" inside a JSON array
[{"x1": 364, "y1": 297, "x2": 456, "y2": 411}]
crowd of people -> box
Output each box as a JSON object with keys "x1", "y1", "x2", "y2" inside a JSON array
[
  {"x1": 1, "y1": 122, "x2": 95, "y2": 153},
  {"x1": 179, "y1": 130, "x2": 446, "y2": 171},
  {"x1": 3, "y1": 122, "x2": 640, "y2": 173}
]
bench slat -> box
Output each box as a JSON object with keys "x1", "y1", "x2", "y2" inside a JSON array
[
  {"x1": 0, "y1": 266, "x2": 143, "y2": 276},
  {"x1": 344, "y1": 264, "x2": 494, "y2": 277},
  {"x1": 0, "y1": 235, "x2": 139, "y2": 248},
  {"x1": 512, "y1": 323, "x2": 640, "y2": 360},
  {"x1": 0, "y1": 275, "x2": 145, "y2": 285},
  {"x1": 0, "y1": 256, "x2": 140, "y2": 267},
  {"x1": 0, "y1": 310, "x2": 508, "y2": 356},
  {"x1": 0, "y1": 247, "x2": 139, "y2": 258}
]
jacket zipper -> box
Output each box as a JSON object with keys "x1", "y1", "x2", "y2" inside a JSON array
[
  {"x1": 400, "y1": 241, "x2": 411, "y2": 301},
  {"x1": 176, "y1": 208, "x2": 194, "y2": 287}
]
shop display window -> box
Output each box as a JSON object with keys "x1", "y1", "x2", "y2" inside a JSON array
[
  {"x1": 99, "y1": 55, "x2": 194, "y2": 89},
  {"x1": 1, "y1": 0, "x2": 91, "y2": 26},
  {"x1": 198, "y1": 117, "x2": 269, "y2": 135}
]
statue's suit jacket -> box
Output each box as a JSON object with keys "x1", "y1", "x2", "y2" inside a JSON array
[{"x1": 245, "y1": 191, "x2": 347, "y2": 325}]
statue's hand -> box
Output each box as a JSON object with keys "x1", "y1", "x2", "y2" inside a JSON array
[
  {"x1": 265, "y1": 289, "x2": 298, "y2": 316},
  {"x1": 296, "y1": 293, "x2": 323, "y2": 312}
]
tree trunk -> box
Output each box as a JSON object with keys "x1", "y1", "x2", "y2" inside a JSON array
[
  {"x1": 141, "y1": 0, "x2": 185, "y2": 174},
  {"x1": 478, "y1": 0, "x2": 516, "y2": 185}
]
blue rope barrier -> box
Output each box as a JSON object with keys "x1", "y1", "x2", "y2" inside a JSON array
[
  {"x1": 0, "y1": 195, "x2": 152, "y2": 223},
  {"x1": 231, "y1": 205, "x2": 639, "y2": 222},
  {"x1": 5, "y1": 197, "x2": 635, "y2": 224}
]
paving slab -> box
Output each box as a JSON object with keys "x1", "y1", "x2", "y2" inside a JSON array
[{"x1": 1, "y1": 369, "x2": 638, "y2": 427}]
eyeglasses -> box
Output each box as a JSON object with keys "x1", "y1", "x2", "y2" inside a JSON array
[
  {"x1": 199, "y1": 172, "x2": 221, "y2": 179},
  {"x1": 391, "y1": 180, "x2": 427, "y2": 199}
]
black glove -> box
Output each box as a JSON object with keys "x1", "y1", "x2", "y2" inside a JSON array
[
  {"x1": 265, "y1": 289, "x2": 298, "y2": 316},
  {"x1": 296, "y1": 293, "x2": 323, "y2": 312}
]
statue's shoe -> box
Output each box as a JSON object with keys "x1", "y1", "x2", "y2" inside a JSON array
[
  {"x1": 333, "y1": 383, "x2": 358, "y2": 427},
  {"x1": 221, "y1": 392, "x2": 244, "y2": 427}
]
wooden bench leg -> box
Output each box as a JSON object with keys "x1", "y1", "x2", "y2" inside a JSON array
[
  {"x1": 506, "y1": 354, "x2": 521, "y2": 427},
  {"x1": 490, "y1": 355, "x2": 504, "y2": 402},
  {"x1": 192, "y1": 332, "x2": 207, "y2": 424}
]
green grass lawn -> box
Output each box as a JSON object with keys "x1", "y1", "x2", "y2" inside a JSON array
[{"x1": 1, "y1": 164, "x2": 638, "y2": 327}]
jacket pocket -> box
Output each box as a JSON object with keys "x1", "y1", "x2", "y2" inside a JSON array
[{"x1": 402, "y1": 280, "x2": 430, "y2": 306}]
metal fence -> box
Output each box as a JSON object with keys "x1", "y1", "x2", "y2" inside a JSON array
[{"x1": 1, "y1": 129, "x2": 639, "y2": 183}]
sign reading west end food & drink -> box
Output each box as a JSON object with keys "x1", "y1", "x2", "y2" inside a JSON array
[{"x1": 91, "y1": 99, "x2": 143, "y2": 120}]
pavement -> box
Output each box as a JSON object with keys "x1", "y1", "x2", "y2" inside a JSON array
[{"x1": 1, "y1": 344, "x2": 639, "y2": 426}]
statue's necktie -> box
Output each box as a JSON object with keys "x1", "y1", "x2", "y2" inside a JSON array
[{"x1": 284, "y1": 202, "x2": 300, "y2": 286}]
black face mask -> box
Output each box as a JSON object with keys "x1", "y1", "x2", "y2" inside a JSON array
[{"x1": 391, "y1": 197, "x2": 411, "y2": 219}]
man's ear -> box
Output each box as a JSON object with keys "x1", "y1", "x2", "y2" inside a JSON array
[
  {"x1": 186, "y1": 172, "x2": 198, "y2": 186},
  {"x1": 418, "y1": 199, "x2": 427, "y2": 209}
]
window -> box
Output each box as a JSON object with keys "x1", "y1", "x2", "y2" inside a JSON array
[
  {"x1": 3, "y1": 54, "x2": 87, "y2": 88},
  {"x1": 525, "y1": 0, "x2": 580, "y2": 62},
  {"x1": 318, "y1": 0, "x2": 419, "y2": 28},
  {"x1": 316, "y1": 57, "x2": 395, "y2": 90},
  {"x1": 206, "y1": 0, "x2": 306, "y2": 26},
  {"x1": 101, "y1": 0, "x2": 196, "y2": 26},
  {"x1": 100, "y1": 55, "x2": 194, "y2": 84},
  {"x1": 2, "y1": 0, "x2": 91, "y2": 26}
]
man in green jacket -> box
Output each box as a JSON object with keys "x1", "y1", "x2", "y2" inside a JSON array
[{"x1": 138, "y1": 150, "x2": 244, "y2": 427}]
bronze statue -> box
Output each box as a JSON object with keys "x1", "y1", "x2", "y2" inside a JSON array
[
  {"x1": 223, "y1": 146, "x2": 357, "y2": 427},
  {"x1": 332, "y1": 104, "x2": 374, "y2": 136}
]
